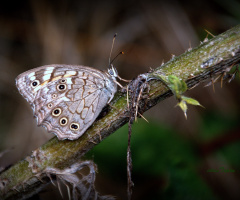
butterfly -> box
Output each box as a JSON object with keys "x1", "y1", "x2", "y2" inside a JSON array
[{"x1": 16, "y1": 64, "x2": 118, "y2": 140}]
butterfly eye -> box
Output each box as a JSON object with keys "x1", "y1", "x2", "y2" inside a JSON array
[
  {"x1": 52, "y1": 94, "x2": 58, "y2": 99},
  {"x1": 60, "y1": 79, "x2": 66, "y2": 83},
  {"x1": 108, "y1": 69, "x2": 113, "y2": 76},
  {"x1": 57, "y1": 84, "x2": 67, "y2": 91},
  {"x1": 47, "y1": 103, "x2": 53, "y2": 108},
  {"x1": 52, "y1": 108, "x2": 62, "y2": 117},
  {"x1": 31, "y1": 80, "x2": 40, "y2": 88},
  {"x1": 60, "y1": 117, "x2": 68, "y2": 126},
  {"x1": 70, "y1": 122, "x2": 80, "y2": 131}
]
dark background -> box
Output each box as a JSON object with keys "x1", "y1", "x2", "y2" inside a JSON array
[{"x1": 0, "y1": 0, "x2": 240, "y2": 199}]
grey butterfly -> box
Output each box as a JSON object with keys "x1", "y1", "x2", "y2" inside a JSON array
[{"x1": 16, "y1": 64, "x2": 118, "y2": 140}]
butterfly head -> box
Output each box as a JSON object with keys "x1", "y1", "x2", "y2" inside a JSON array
[{"x1": 108, "y1": 64, "x2": 118, "y2": 79}]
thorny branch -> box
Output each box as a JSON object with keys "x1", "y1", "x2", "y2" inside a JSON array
[{"x1": 1, "y1": 25, "x2": 240, "y2": 200}]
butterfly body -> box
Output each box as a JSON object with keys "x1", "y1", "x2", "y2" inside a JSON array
[{"x1": 16, "y1": 64, "x2": 117, "y2": 140}]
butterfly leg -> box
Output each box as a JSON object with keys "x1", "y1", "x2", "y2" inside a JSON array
[{"x1": 117, "y1": 75, "x2": 131, "y2": 82}]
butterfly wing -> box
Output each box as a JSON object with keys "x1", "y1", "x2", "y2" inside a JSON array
[{"x1": 16, "y1": 65, "x2": 117, "y2": 140}]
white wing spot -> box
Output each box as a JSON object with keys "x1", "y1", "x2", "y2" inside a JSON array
[
  {"x1": 64, "y1": 71, "x2": 77, "y2": 78},
  {"x1": 42, "y1": 74, "x2": 51, "y2": 81},
  {"x1": 30, "y1": 76, "x2": 36, "y2": 81},
  {"x1": 44, "y1": 68, "x2": 54, "y2": 75},
  {"x1": 28, "y1": 72, "x2": 35, "y2": 78}
]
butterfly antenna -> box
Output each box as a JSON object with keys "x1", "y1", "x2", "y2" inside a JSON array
[
  {"x1": 111, "y1": 51, "x2": 124, "y2": 65},
  {"x1": 109, "y1": 33, "x2": 117, "y2": 68}
]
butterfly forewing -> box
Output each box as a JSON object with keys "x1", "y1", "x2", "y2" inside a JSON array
[{"x1": 16, "y1": 64, "x2": 117, "y2": 140}]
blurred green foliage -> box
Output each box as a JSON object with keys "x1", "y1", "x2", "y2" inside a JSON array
[
  {"x1": 87, "y1": 117, "x2": 238, "y2": 199},
  {"x1": 200, "y1": 111, "x2": 239, "y2": 140}
]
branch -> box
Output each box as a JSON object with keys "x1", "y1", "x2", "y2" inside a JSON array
[{"x1": 1, "y1": 25, "x2": 240, "y2": 200}]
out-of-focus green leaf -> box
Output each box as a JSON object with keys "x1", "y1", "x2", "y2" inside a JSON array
[{"x1": 86, "y1": 120, "x2": 217, "y2": 200}]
